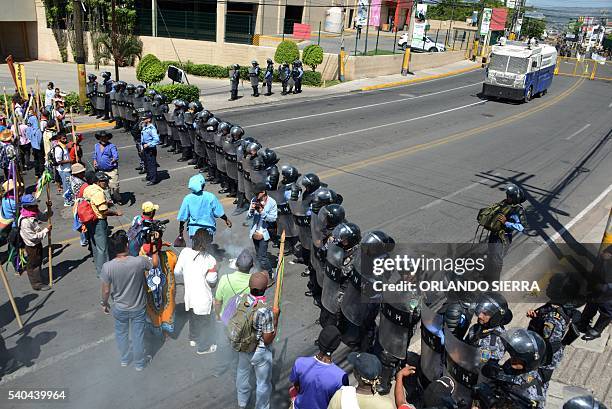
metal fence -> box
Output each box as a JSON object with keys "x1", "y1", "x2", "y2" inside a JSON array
[
  {"x1": 555, "y1": 56, "x2": 612, "y2": 81},
  {"x1": 225, "y1": 13, "x2": 255, "y2": 44}
]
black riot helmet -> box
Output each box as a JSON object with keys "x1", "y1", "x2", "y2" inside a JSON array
[
  {"x1": 259, "y1": 148, "x2": 279, "y2": 167},
  {"x1": 135, "y1": 85, "x2": 146, "y2": 96},
  {"x1": 206, "y1": 117, "x2": 220, "y2": 131},
  {"x1": 230, "y1": 125, "x2": 244, "y2": 140},
  {"x1": 218, "y1": 121, "x2": 231, "y2": 135},
  {"x1": 563, "y1": 396, "x2": 608, "y2": 409},
  {"x1": 443, "y1": 302, "x2": 471, "y2": 339},
  {"x1": 116, "y1": 81, "x2": 126, "y2": 90},
  {"x1": 188, "y1": 101, "x2": 203, "y2": 112},
  {"x1": 301, "y1": 173, "x2": 321, "y2": 194},
  {"x1": 233, "y1": 63, "x2": 239, "y2": 70},
  {"x1": 147, "y1": 89, "x2": 157, "y2": 98},
  {"x1": 505, "y1": 183, "x2": 525, "y2": 205},
  {"x1": 87, "y1": 73, "x2": 97, "y2": 82},
  {"x1": 126, "y1": 84, "x2": 136, "y2": 93},
  {"x1": 475, "y1": 292, "x2": 512, "y2": 328},
  {"x1": 200, "y1": 109, "x2": 213, "y2": 121},
  {"x1": 173, "y1": 99, "x2": 187, "y2": 109},
  {"x1": 246, "y1": 141, "x2": 261, "y2": 158},
  {"x1": 332, "y1": 222, "x2": 361, "y2": 251},
  {"x1": 501, "y1": 328, "x2": 546, "y2": 372},
  {"x1": 280, "y1": 165, "x2": 300, "y2": 184},
  {"x1": 361, "y1": 230, "x2": 395, "y2": 258},
  {"x1": 267, "y1": 58, "x2": 273, "y2": 65},
  {"x1": 153, "y1": 93, "x2": 165, "y2": 104},
  {"x1": 311, "y1": 188, "x2": 342, "y2": 214},
  {"x1": 318, "y1": 204, "x2": 345, "y2": 230},
  {"x1": 252, "y1": 156, "x2": 265, "y2": 171},
  {"x1": 101, "y1": 71, "x2": 111, "y2": 80}
]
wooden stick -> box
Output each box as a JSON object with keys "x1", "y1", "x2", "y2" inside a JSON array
[
  {"x1": 273, "y1": 230, "x2": 286, "y2": 311},
  {"x1": 2, "y1": 87, "x2": 9, "y2": 119},
  {"x1": 0, "y1": 263, "x2": 24, "y2": 329},
  {"x1": 69, "y1": 108, "x2": 79, "y2": 163},
  {"x1": 46, "y1": 182, "x2": 53, "y2": 287}
]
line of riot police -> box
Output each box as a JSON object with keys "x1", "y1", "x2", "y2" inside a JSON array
[{"x1": 229, "y1": 59, "x2": 305, "y2": 101}]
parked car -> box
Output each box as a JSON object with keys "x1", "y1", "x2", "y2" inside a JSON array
[{"x1": 397, "y1": 33, "x2": 446, "y2": 52}]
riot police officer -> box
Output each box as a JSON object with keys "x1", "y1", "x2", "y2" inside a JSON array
[
  {"x1": 214, "y1": 121, "x2": 231, "y2": 192},
  {"x1": 279, "y1": 62, "x2": 291, "y2": 95},
  {"x1": 563, "y1": 395, "x2": 608, "y2": 409},
  {"x1": 249, "y1": 60, "x2": 260, "y2": 97},
  {"x1": 204, "y1": 117, "x2": 220, "y2": 183},
  {"x1": 109, "y1": 80, "x2": 122, "y2": 129},
  {"x1": 224, "y1": 125, "x2": 244, "y2": 198},
  {"x1": 101, "y1": 71, "x2": 112, "y2": 120},
  {"x1": 86, "y1": 73, "x2": 98, "y2": 116},
  {"x1": 264, "y1": 58, "x2": 274, "y2": 96},
  {"x1": 150, "y1": 91, "x2": 166, "y2": 147},
  {"x1": 132, "y1": 85, "x2": 146, "y2": 121},
  {"x1": 289, "y1": 173, "x2": 323, "y2": 266},
  {"x1": 114, "y1": 81, "x2": 127, "y2": 130},
  {"x1": 294, "y1": 60, "x2": 304, "y2": 94},
  {"x1": 229, "y1": 64, "x2": 240, "y2": 101},
  {"x1": 124, "y1": 84, "x2": 136, "y2": 131},
  {"x1": 171, "y1": 99, "x2": 186, "y2": 156},
  {"x1": 181, "y1": 101, "x2": 200, "y2": 163},
  {"x1": 194, "y1": 109, "x2": 212, "y2": 172},
  {"x1": 465, "y1": 292, "x2": 512, "y2": 366},
  {"x1": 269, "y1": 165, "x2": 301, "y2": 251},
  {"x1": 320, "y1": 222, "x2": 361, "y2": 329},
  {"x1": 258, "y1": 148, "x2": 280, "y2": 192},
  {"x1": 480, "y1": 328, "x2": 547, "y2": 409}
]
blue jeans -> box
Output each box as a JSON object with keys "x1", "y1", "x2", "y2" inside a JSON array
[
  {"x1": 253, "y1": 238, "x2": 272, "y2": 276},
  {"x1": 58, "y1": 170, "x2": 72, "y2": 204},
  {"x1": 112, "y1": 306, "x2": 146, "y2": 368},
  {"x1": 236, "y1": 347, "x2": 273, "y2": 409},
  {"x1": 86, "y1": 218, "x2": 108, "y2": 277},
  {"x1": 79, "y1": 231, "x2": 88, "y2": 246}
]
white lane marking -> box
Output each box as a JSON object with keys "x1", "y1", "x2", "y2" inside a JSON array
[
  {"x1": 271, "y1": 101, "x2": 486, "y2": 150},
  {"x1": 244, "y1": 82, "x2": 481, "y2": 128},
  {"x1": 565, "y1": 123, "x2": 591, "y2": 140},
  {"x1": 0, "y1": 334, "x2": 115, "y2": 385},
  {"x1": 506, "y1": 182, "x2": 612, "y2": 278},
  {"x1": 115, "y1": 101, "x2": 486, "y2": 184},
  {"x1": 609, "y1": 101, "x2": 612, "y2": 108},
  {"x1": 419, "y1": 173, "x2": 502, "y2": 210}
]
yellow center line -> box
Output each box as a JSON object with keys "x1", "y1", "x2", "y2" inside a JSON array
[{"x1": 57, "y1": 78, "x2": 583, "y2": 246}]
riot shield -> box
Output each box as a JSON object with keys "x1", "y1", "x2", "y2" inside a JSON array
[
  {"x1": 279, "y1": 68, "x2": 288, "y2": 82},
  {"x1": 289, "y1": 192, "x2": 313, "y2": 248},
  {"x1": 95, "y1": 87, "x2": 106, "y2": 111},
  {"x1": 229, "y1": 69, "x2": 236, "y2": 86},
  {"x1": 270, "y1": 186, "x2": 298, "y2": 238},
  {"x1": 236, "y1": 145, "x2": 246, "y2": 194},
  {"x1": 420, "y1": 302, "x2": 446, "y2": 386},
  {"x1": 214, "y1": 132, "x2": 226, "y2": 172},
  {"x1": 110, "y1": 89, "x2": 119, "y2": 118},
  {"x1": 126, "y1": 93, "x2": 135, "y2": 121},
  {"x1": 249, "y1": 67, "x2": 259, "y2": 87},
  {"x1": 143, "y1": 97, "x2": 152, "y2": 116},
  {"x1": 321, "y1": 243, "x2": 349, "y2": 314},
  {"x1": 378, "y1": 291, "x2": 421, "y2": 360},
  {"x1": 245, "y1": 166, "x2": 266, "y2": 201},
  {"x1": 86, "y1": 83, "x2": 96, "y2": 108},
  {"x1": 310, "y1": 212, "x2": 328, "y2": 287},
  {"x1": 223, "y1": 138, "x2": 239, "y2": 181},
  {"x1": 193, "y1": 121, "x2": 206, "y2": 157},
  {"x1": 163, "y1": 109, "x2": 174, "y2": 137},
  {"x1": 443, "y1": 327, "x2": 482, "y2": 407},
  {"x1": 204, "y1": 130, "x2": 216, "y2": 167},
  {"x1": 184, "y1": 112, "x2": 195, "y2": 146},
  {"x1": 116, "y1": 91, "x2": 126, "y2": 121},
  {"x1": 133, "y1": 96, "x2": 145, "y2": 120}
]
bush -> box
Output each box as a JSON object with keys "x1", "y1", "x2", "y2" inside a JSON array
[
  {"x1": 274, "y1": 41, "x2": 300, "y2": 64},
  {"x1": 151, "y1": 84, "x2": 200, "y2": 102},
  {"x1": 303, "y1": 71, "x2": 322, "y2": 87},
  {"x1": 64, "y1": 91, "x2": 92, "y2": 114},
  {"x1": 302, "y1": 45, "x2": 323, "y2": 72},
  {"x1": 136, "y1": 54, "x2": 166, "y2": 86}
]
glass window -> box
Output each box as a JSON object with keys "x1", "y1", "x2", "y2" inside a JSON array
[
  {"x1": 489, "y1": 54, "x2": 509, "y2": 72},
  {"x1": 507, "y1": 56, "x2": 528, "y2": 74}
]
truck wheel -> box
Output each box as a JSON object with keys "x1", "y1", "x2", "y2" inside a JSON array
[
  {"x1": 428, "y1": 47, "x2": 438, "y2": 52},
  {"x1": 524, "y1": 86, "x2": 532, "y2": 103},
  {"x1": 541, "y1": 89, "x2": 547, "y2": 96}
]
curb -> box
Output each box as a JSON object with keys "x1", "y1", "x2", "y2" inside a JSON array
[
  {"x1": 359, "y1": 64, "x2": 482, "y2": 91},
  {"x1": 74, "y1": 121, "x2": 115, "y2": 132}
]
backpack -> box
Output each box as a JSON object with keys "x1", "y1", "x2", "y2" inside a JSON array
[
  {"x1": 0, "y1": 144, "x2": 10, "y2": 170},
  {"x1": 76, "y1": 188, "x2": 97, "y2": 224},
  {"x1": 220, "y1": 278, "x2": 250, "y2": 326},
  {"x1": 47, "y1": 145, "x2": 62, "y2": 167},
  {"x1": 126, "y1": 217, "x2": 146, "y2": 257},
  {"x1": 226, "y1": 294, "x2": 265, "y2": 353},
  {"x1": 476, "y1": 201, "x2": 521, "y2": 232},
  {"x1": 7, "y1": 218, "x2": 25, "y2": 251}
]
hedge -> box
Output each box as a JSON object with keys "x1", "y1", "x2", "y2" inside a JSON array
[
  {"x1": 150, "y1": 84, "x2": 200, "y2": 102},
  {"x1": 65, "y1": 91, "x2": 92, "y2": 114},
  {"x1": 136, "y1": 54, "x2": 166, "y2": 86},
  {"x1": 161, "y1": 60, "x2": 323, "y2": 87},
  {"x1": 274, "y1": 41, "x2": 300, "y2": 64}
]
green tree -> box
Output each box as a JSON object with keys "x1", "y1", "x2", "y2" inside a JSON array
[
  {"x1": 99, "y1": 32, "x2": 143, "y2": 67},
  {"x1": 136, "y1": 54, "x2": 166, "y2": 86},
  {"x1": 302, "y1": 45, "x2": 323, "y2": 72},
  {"x1": 522, "y1": 18, "x2": 546, "y2": 39},
  {"x1": 274, "y1": 41, "x2": 300, "y2": 64},
  {"x1": 428, "y1": 0, "x2": 505, "y2": 22}
]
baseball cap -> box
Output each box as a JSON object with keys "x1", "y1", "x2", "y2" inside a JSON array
[
  {"x1": 142, "y1": 201, "x2": 159, "y2": 213},
  {"x1": 347, "y1": 352, "x2": 382, "y2": 381},
  {"x1": 318, "y1": 326, "x2": 342, "y2": 356}
]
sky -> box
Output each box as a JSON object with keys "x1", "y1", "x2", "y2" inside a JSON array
[{"x1": 526, "y1": 0, "x2": 612, "y2": 8}]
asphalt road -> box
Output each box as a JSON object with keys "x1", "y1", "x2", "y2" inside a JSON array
[{"x1": 0, "y1": 69, "x2": 611, "y2": 409}]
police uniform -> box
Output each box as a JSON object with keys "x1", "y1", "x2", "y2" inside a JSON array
[
  {"x1": 467, "y1": 324, "x2": 506, "y2": 364},
  {"x1": 502, "y1": 367, "x2": 546, "y2": 409}
]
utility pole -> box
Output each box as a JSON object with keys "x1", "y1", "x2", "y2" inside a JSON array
[
  {"x1": 111, "y1": 0, "x2": 120, "y2": 80},
  {"x1": 364, "y1": 0, "x2": 372, "y2": 55},
  {"x1": 73, "y1": 0, "x2": 87, "y2": 113}
]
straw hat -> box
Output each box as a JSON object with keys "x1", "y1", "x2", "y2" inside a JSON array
[
  {"x1": 0, "y1": 129, "x2": 13, "y2": 142},
  {"x1": 2, "y1": 180, "x2": 24, "y2": 193}
]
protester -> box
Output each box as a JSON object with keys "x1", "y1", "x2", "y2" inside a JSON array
[
  {"x1": 174, "y1": 228, "x2": 218, "y2": 354},
  {"x1": 247, "y1": 183, "x2": 277, "y2": 281},
  {"x1": 69, "y1": 163, "x2": 89, "y2": 247},
  {"x1": 327, "y1": 352, "x2": 395, "y2": 409},
  {"x1": 11, "y1": 120, "x2": 30, "y2": 171},
  {"x1": 177, "y1": 174, "x2": 232, "y2": 242},
  {"x1": 289, "y1": 326, "x2": 348, "y2": 409},
  {"x1": 100, "y1": 230, "x2": 158, "y2": 371},
  {"x1": 1, "y1": 180, "x2": 23, "y2": 225},
  {"x1": 92, "y1": 131, "x2": 121, "y2": 203},
  {"x1": 50, "y1": 131, "x2": 73, "y2": 206},
  {"x1": 83, "y1": 172, "x2": 123, "y2": 277},
  {"x1": 0, "y1": 129, "x2": 13, "y2": 181},
  {"x1": 40, "y1": 109, "x2": 54, "y2": 156},
  {"x1": 44, "y1": 82, "x2": 55, "y2": 112},
  {"x1": 394, "y1": 366, "x2": 418, "y2": 409},
  {"x1": 67, "y1": 132, "x2": 83, "y2": 164},
  {"x1": 19, "y1": 194, "x2": 52, "y2": 291},
  {"x1": 140, "y1": 112, "x2": 160, "y2": 186},
  {"x1": 214, "y1": 249, "x2": 254, "y2": 317},
  {"x1": 25, "y1": 107, "x2": 43, "y2": 176}
]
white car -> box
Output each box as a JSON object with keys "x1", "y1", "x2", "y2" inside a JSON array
[{"x1": 397, "y1": 33, "x2": 446, "y2": 52}]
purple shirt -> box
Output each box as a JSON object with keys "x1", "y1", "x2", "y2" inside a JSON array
[{"x1": 290, "y1": 356, "x2": 348, "y2": 409}]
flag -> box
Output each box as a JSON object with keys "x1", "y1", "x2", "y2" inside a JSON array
[{"x1": 34, "y1": 169, "x2": 54, "y2": 199}]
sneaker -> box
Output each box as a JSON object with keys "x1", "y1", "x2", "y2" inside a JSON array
[
  {"x1": 33, "y1": 284, "x2": 51, "y2": 291},
  {"x1": 134, "y1": 355, "x2": 152, "y2": 371},
  {"x1": 189, "y1": 340, "x2": 197, "y2": 347},
  {"x1": 80, "y1": 241, "x2": 89, "y2": 247},
  {"x1": 63, "y1": 202, "x2": 72, "y2": 207},
  {"x1": 196, "y1": 344, "x2": 217, "y2": 355}
]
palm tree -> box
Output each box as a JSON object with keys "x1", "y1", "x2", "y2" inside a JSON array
[{"x1": 99, "y1": 32, "x2": 143, "y2": 67}]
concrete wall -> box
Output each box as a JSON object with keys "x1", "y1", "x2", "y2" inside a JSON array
[{"x1": 0, "y1": 0, "x2": 37, "y2": 22}]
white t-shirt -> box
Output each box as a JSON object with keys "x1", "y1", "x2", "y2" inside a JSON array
[
  {"x1": 45, "y1": 89, "x2": 55, "y2": 107},
  {"x1": 174, "y1": 248, "x2": 218, "y2": 315},
  {"x1": 53, "y1": 143, "x2": 71, "y2": 172}
]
